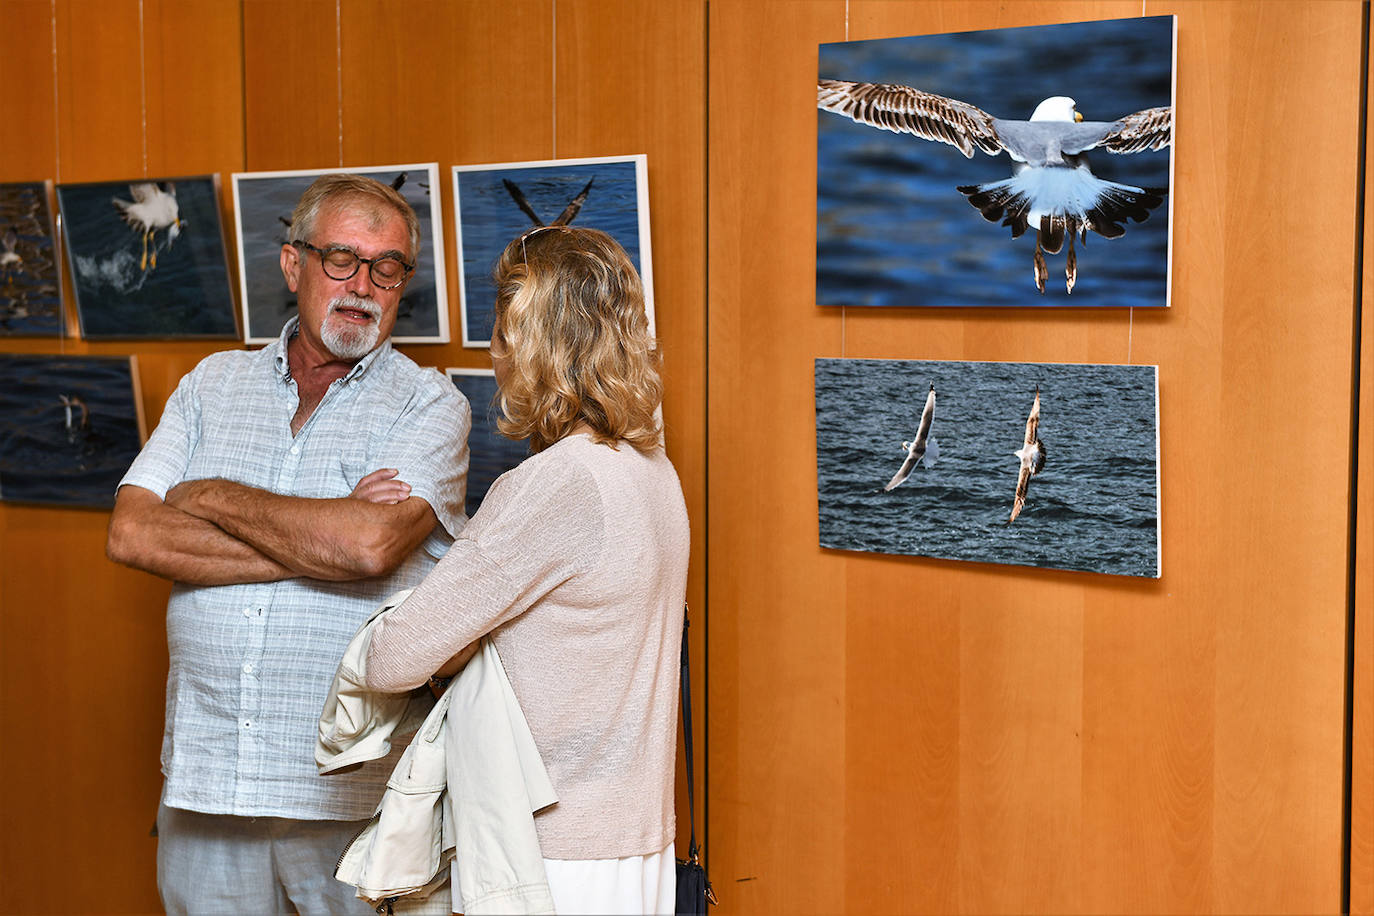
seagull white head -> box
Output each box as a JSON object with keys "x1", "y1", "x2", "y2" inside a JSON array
[{"x1": 1029, "y1": 96, "x2": 1082, "y2": 123}]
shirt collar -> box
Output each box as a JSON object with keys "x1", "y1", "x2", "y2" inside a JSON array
[{"x1": 270, "y1": 316, "x2": 394, "y2": 384}]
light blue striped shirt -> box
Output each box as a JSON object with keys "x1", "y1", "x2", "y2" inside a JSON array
[{"x1": 120, "y1": 318, "x2": 470, "y2": 820}]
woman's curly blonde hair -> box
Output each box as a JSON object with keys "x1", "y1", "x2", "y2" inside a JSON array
[{"x1": 491, "y1": 226, "x2": 663, "y2": 454}]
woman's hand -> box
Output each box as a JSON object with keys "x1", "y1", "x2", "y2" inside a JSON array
[{"x1": 350, "y1": 468, "x2": 412, "y2": 505}]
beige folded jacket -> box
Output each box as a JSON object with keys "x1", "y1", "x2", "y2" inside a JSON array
[{"x1": 317, "y1": 589, "x2": 559, "y2": 915}]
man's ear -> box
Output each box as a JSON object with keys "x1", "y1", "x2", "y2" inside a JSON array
[{"x1": 281, "y1": 243, "x2": 300, "y2": 293}]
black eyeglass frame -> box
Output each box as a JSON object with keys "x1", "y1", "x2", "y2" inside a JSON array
[{"x1": 291, "y1": 239, "x2": 415, "y2": 290}]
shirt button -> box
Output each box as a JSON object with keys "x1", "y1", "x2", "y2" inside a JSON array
[
  {"x1": 241, "y1": 719, "x2": 252, "y2": 729},
  {"x1": 242, "y1": 606, "x2": 254, "y2": 617},
  {"x1": 290, "y1": 445, "x2": 300, "y2": 455},
  {"x1": 242, "y1": 663, "x2": 254, "y2": 674}
]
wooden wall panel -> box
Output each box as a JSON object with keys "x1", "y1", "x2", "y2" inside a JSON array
[
  {"x1": 1350, "y1": 19, "x2": 1374, "y2": 915},
  {"x1": 1, "y1": 0, "x2": 58, "y2": 178},
  {"x1": 708, "y1": 1, "x2": 1360, "y2": 914},
  {"x1": 707, "y1": 2, "x2": 848, "y2": 911}
]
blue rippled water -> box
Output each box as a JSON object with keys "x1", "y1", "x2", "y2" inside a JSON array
[
  {"x1": 454, "y1": 160, "x2": 644, "y2": 344},
  {"x1": 815, "y1": 358, "x2": 1160, "y2": 577},
  {"x1": 0, "y1": 354, "x2": 143, "y2": 508},
  {"x1": 58, "y1": 178, "x2": 238, "y2": 339},
  {"x1": 817, "y1": 16, "x2": 1175, "y2": 309},
  {"x1": 448, "y1": 370, "x2": 531, "y2": 517}
]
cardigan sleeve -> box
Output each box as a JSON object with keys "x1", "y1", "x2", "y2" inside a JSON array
[{"x1": 364, "y1": 450, "x2": 604, "y2": 691}]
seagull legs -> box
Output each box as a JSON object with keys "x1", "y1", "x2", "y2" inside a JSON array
[
  {"x1": 1065, "y1": 233, "x2": 1077, "y2": 294},
  {"x1": 1033, "y1": 235, "x2": 1047, "y2": 293}
]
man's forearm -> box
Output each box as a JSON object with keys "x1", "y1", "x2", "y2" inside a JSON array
[
  {"x1": 107, "y1": 486, "x2": 295, "y2": 586},
  {"x1": 166, "y1": 478, "x2": 433, "y2": 581}
]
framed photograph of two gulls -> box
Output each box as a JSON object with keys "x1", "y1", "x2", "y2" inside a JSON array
[
  {"x1": 816, "y1": 16, "x2": 1176, "y2": 308},
  {"x1": 815, "y1": 358, "x2": 1161, "y2": 578},
  {"x1": 57, "y1": 176, "x2": 239, "y2": 339},
  {"x1": 452, "y1": 155, "x2": 653, "y2": 348},
  {"x1": 232, "y1": 163, "x2": 449, "y2": 345}
]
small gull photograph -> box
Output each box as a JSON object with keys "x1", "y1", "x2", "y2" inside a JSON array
[
  {"x1": 815, "y1": 357, "x2": 1160, "y2": 577},
  {"x1": 452, "y1": 155, "x2": 653, "y2": 348},
  {"x1": 233, "y1": 163, "x2": 448, "y2": 345},
  {"x1": 56, "y1": 176, "x2": 238, "y2": 339},
  {"x1": 817, "y1": 15, "x2": 1176, "y2": 308},
  {"x1": 0, "y1": 181, "x2": 63, "y2": 336},
  {"x1": 0, "y1": 353, "x2": 146, "y2": 509},
  {"x1": 447, "y1": 368, "x2": 530, "y2": 517}
]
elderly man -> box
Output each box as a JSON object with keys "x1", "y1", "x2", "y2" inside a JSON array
[{"x1": 106, "y1": 174, "x2": 470, "y2": 915}]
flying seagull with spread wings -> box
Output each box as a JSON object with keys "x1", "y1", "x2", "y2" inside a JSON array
[
  {"x1": 817, "y1": 79, "x2": 1172, "y2": 293},
  {"x1": 883, "y1": 383, "x2": 939, "y2": 491},
  {"x1": 1009, "y1": 387, "x2": 1047, "y2": 523}
]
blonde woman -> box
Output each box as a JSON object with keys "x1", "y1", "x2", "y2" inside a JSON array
[{"x1": 364, "y1": 226, "x2": 688, "y2": 915}]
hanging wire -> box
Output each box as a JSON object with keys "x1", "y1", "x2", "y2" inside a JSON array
[
  {"x1": 551, "y1": 0, "x2": 558, "y2": 159},
  {"x1": 335, "y1": 0, "x2": 344, "y2": 166},
  {"x1": 49, "y1": 0, "x2": 67, "y2": 352}
]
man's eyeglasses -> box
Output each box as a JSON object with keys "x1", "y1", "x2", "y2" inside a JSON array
[{"x1": 292, "y1": 240, "x2": 414, "y2": 289}]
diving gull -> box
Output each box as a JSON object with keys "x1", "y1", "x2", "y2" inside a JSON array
[
  {"x1": 1009, "y1": 387, "x2": 1046, "y2": 523},
  {"x1": 882, "y1": 383, "x2": 938, "y2": 491}
]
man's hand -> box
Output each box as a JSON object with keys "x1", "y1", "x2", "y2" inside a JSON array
[
  {"x1": 350, "y1": 468, "x2": 413, "y2": 505},
  {"x1": 165, "y1": 476, "x2": 438, "y2": 581}
]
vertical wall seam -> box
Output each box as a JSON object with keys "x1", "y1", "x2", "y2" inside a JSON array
[
  {"x1": 138, "y1": 0, "x2": 147, "y2": 176},
  {"x1": 551, "y1": 0, "x2": 558, "y2": 159},
  {"x1": 1342, "y1": 4, "x2": 1369, "y2": 913},
  {"x1": 702, "y1": 0, "x2": 711, "y2": 870}
]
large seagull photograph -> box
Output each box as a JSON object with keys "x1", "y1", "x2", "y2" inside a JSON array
[{"x1": 817, "y1": 16, "x2": 1176, "y2": 308}]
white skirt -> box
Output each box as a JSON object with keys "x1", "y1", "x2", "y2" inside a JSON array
[{"x1": 542, "y1": 842, "x2": 676, "y2": 915}]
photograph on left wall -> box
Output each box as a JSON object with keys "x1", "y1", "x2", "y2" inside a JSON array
[
  {"x1": 57, "y1": 176, "x2": 239, "y2": 339},
  {"x1": 233, "y1": 163, "x2": 449, "y2": 344},
  {"x1": 0, "y1": 181, "x2": 63, "y2": 336},
  {"x1": 447, "y1": 368, "x2": 530, "y2": 517},
  {"x1": 0, "y1": 354, "x2": 146, "y2": 508}
]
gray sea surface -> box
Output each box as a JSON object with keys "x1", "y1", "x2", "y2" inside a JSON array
[
  {"x1": 815, "y1": 358, "x2": 1160, "y2": 577},
  {"x1": 236, "y1": 167, "x2": 444, "y2": 341}
]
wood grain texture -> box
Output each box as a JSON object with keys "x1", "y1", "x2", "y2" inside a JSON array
[
  {"x1": 709, "y1": 0, "x2": 1359, "y2": 912},
  {"x1": 1350, "y1": 16, "x2": 1374, "y2": 915}
]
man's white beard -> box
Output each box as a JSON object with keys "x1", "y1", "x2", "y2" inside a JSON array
[{"x1": 321, "y1": 295, "x2": 382, "y2": 359}]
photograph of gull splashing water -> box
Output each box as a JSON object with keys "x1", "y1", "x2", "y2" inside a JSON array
[
  {"x1": 816, "y1": 15, "x2": 1175, "y2": 308},
  {"x1": 57, "y1": 176, "x2": 238, "y2": 339},
  {"x1": 815, "y1": 357, "x2": 1160, "y2": 577}
]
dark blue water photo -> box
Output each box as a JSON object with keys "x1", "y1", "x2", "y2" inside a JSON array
[
  {"x1": 234, "y1": 165, "x2": 446, "y2": 343},
  {"x1": 815, "y1": 358, "x2": 1160, "y2": 577},
  {"x1": 817, "y1": 16, "x2": 1175, "y2": 309},
  {"x1": 448, "y1": 369, "x2": 530, "y2": 517},
  {"x1": 0, "y1": 182, "x2": 63, "y2": 336},
  {"x1": 57, "y1": 177, "x2": 238, "y2": 339},
  {"x1": 454, "y1": 158, "x2": 648, "y2": 346},
  {"x1": 0, "y1": 354, "x2": 144, "y2": 508}
]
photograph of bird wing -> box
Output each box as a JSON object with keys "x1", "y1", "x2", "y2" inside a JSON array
[
  {"x1": 882, "y1": 383, "x2": 937, "y2": 491},
  {"x1": 817, "y1": 79, "x2": 1172, "y2": 293},
  {"x1": 502, "y1": 177, "x2": 595, "y2": 227},
  {"x1": 1009, "y1": 387, "x2": 1047, "y2": 523},
  {"x1": 112, "y1": 182, "x2": 182, "y2": 271}
]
